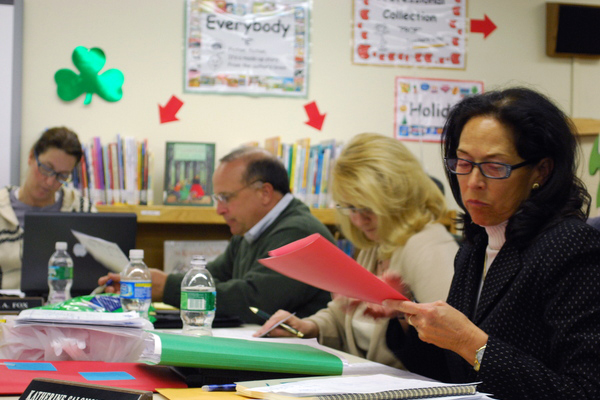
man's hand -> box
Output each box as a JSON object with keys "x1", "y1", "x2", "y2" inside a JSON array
[{"x1": 98, "y1": 268, "x2": 168, "y2": 302}]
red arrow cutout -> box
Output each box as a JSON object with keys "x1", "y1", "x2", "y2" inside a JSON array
[
  {"x1": 470, "y1": 14, "x2": 497, "y2": 39},
  {"x1": 159, "y1": 95, "x2": 184, "y2": 124},
  {"x1": 304, "y1": 101, "x2": 326, "y2": 131}
]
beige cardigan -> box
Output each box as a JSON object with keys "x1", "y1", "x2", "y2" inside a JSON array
[
  {"x1": 305, "y1": 223, "x2": 458, "y2": 369},
  {"x1": 0, "y1": 186, "x2": 95, "y2": 289}
]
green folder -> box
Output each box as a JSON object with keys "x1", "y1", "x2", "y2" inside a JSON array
[{"x1": 151, "y1": 331, "x2": 344, "y2": 376}]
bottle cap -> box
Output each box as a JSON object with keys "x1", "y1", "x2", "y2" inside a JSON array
[
  {"x1": 129, "y1": 249, "x2": 144, "y2": 259},
  {"x1": 55, "y1": 242, "x2": 67, "y2": 250},
  {"x1": 191, "y1": 255, "x2": 207, "y2": 267}
]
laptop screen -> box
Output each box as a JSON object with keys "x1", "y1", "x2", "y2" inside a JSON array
[{"x1": 21, "y1": 212, "x2": 137, "y2": 298}]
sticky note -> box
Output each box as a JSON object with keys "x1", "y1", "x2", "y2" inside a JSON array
[
  {"x1": 80, "y1": 371, "x2": 135, "y2": 381},
  {"x1": 5, "y1": 362, "x2": 57, "y2": 371}
]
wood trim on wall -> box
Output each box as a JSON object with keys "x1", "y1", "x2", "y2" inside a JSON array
[{"x1": 573, "y1": 118, "x2": 600, "y2": 136}]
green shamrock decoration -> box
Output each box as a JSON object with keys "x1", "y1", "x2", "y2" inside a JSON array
[
  {"x1": 589, "y1": 135, "x2": 600, "y2": 208},
  {"x1": 54, "y1": 46, "x2": 124, "y2": 105}
]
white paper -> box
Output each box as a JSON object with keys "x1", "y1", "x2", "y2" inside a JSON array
[
  {"x1": 71, "y1": 230, "x2": 129, "y2": 273},
  {"x1": 15, "y1": 309, "x2": 153, "y2": 329}
]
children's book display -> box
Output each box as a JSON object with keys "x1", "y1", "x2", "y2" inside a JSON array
[
  {"x1": 264, "y1": 136, "x2": 343, "y2": 209},
  {"x1": 164, "y1": 142, "x2": 215, "y2": 206},
  {"x1": 72, "y1": 135, "x2": 153, "y2": 206}
]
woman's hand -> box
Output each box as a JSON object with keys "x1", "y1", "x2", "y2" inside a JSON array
[
  {"x1": 383, "y1": 299, "x2": 488, "y2": 366},
  {"x1": 253, "y1": 309, "x2": 319, "y2": 338},
  {"x1": 363, "y1": 273, "x2": 412, "y2": 319}
]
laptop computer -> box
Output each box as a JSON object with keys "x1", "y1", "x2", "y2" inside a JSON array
[{"x1": 21, "y1": 212, "x2": 137, "y2": 298}]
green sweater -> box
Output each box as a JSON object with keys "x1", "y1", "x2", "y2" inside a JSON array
[{"x1": 163, "y1": 198, "x2": 334, "y2": 324}]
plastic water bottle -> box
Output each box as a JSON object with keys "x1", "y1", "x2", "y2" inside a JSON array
[
  {"x1": 180, "y1": 255, "x2": 216, "y2": 336},
  {"x1": 47, "y1": 241, "x2": 74, "y2": 304},
  {"x1": 120, "y1": 249, "x2": 152, "y2": 320}
]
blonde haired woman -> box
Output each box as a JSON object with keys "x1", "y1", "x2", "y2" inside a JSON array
[{"x1": 255, "y1": 133, "x2": 458, "y2": 368}]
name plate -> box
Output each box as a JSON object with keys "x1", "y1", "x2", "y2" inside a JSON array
[
  {"x1": 19, "y1": 378, "x2": 152, "y2": 400},
  {"x1": 1, "y1": 297, "x2": 44, "y2": 314}
]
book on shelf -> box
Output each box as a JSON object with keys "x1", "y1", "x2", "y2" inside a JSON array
[
  {"x1": 163, "y1": 142, "x2": 215, "y2": 206},
  {"x1": 71, "y1": 135, "x2": 153, "y2": 206},
  {"x1": 265, "y1": 136, "x2": 282, "y2": 157},
  {"x1": 293, "y1": 138, "x2": 310, "y2": 203},
  {"x1": 264, "y1": 137, "x2": 342, "y2": 209}
]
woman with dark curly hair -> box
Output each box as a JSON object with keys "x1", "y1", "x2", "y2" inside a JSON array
[{"x1": 384, "y1": 87, "x2": 600, "y2": 399}]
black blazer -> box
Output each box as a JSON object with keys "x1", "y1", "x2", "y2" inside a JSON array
[{"x1": 387, "y1": 218, "x2": 600, "y2": 400}]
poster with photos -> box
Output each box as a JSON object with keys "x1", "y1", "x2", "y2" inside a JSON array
[
  {"x1": 185, "y1": 0, "x2": 310, "y2": 97},
  {"x1": 353, "y1": 0, "x2": 466, "y2": 69},
  {"x1": 395, "y1": 77, "x2": 483, "y2": 142},
  {"x1": 164, "y1": 142, "x2": 215, "y2": 206}
]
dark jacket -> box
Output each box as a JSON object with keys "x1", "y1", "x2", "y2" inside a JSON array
[{"x1": 387, "y1": 218, "x2": 600, "y2": 400}]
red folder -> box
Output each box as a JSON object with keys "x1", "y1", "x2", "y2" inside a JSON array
[
  {"x1": 0, "y1": 360, "x2": 187, "y2": 395},
  {"x1": 259, "y1": 233, "x2": 408, "y2": 304}
]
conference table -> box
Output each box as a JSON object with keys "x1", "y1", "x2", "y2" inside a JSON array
[{"x1": 0, "y1": 319, "x2": 423, "y2": 400}]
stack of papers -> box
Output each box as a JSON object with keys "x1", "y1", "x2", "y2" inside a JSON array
[{"x1": 16, "y1": 309, "x2": 153, "y2": 330}]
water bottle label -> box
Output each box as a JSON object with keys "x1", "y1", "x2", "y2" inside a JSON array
[
  {"x1": 48, "y1": 265, "x2": 73, "y2": 280},
  {"x1": 181, "y1": 291, "x2": 216, "y2": 311},
  {"x1": 120, "y1": 281, "x2": 152, "y2": 300}
]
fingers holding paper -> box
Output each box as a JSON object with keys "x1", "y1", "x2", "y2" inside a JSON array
[
  {"x1": 253, "y1": 309, "x2": 319, "y2": 338},
  {"x1": 383, "y1": 299, "x2": 488, "y2": 365},
  {"x1": 363, "y1": 273, "x2": 412, "y2": 319}
]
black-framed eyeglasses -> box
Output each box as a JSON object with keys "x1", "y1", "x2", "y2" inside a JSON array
[
  {"x1": 444, "y1": 157, "x2": 532, "y2": 180},
  {"x1": 211, "y1": 181, "x2": 262, "y2": 204},
  {"x1": 34, "y1": 151, "x2": 73, "y2": 184},
  {"x1": 335, "y1": 204, "x2": 374, "y2": 217}
]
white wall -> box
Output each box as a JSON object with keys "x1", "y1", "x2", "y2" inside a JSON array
[
  {"x1": 0, "y1": 3, "x2": 14, "y2": 187},
  {"x1": 18, "y1": 0, "x2": 600, "y2": 215}
]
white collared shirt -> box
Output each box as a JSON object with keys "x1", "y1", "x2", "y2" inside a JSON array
[{"x1": 244, "y1": 193, "x2": 294, "y2": 244}]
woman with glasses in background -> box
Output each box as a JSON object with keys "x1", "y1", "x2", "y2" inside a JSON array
[
  {"x1": 384, "y1": 87, "x2": 600, "y2": 399},
  {"x1": 254, "y1": 133, "x2": 458, "y2": 368},
  {"x1": 0, "y1": 126, "x2": 94, "y2": 289}
]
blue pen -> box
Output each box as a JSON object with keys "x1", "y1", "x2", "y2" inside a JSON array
[{"x1": 201, "y1": 384, "x2": 237, "y2": 392}]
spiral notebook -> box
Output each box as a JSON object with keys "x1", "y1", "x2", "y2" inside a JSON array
[{"x1": 236, "y1": 374, "x2": 483, "y2": 400}]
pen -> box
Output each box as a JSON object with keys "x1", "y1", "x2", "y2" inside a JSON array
[
  {"x1": 201, "y1": 384, "x2": 237, "y2": 391},
  {"x1": 90, "y1": 278, "x2": 113, "y2": 295},
  {"x1": 249, "y1": 306, "x2": 305, "y2": 338}
]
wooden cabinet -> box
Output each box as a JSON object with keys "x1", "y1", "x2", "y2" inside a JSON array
[{"x1": 96, "y1": 205, "x2": 338, "y2": 270}]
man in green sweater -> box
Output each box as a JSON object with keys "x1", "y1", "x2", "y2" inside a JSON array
[{"x1": 100, "y1": 147, "x2": 334, "y2": 324}]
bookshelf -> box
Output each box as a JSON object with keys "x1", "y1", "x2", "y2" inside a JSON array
[{"x1": 97, "y1": 205, "x2": 458, "y2": 270}]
